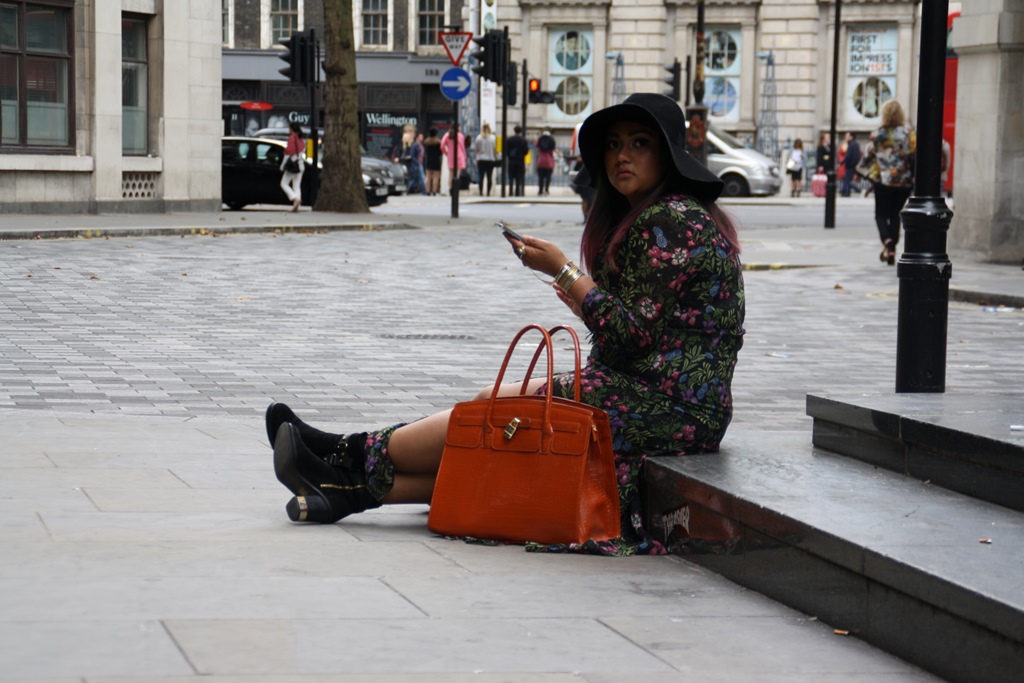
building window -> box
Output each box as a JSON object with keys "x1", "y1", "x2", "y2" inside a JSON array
[
  {"x1": 845, "y1": 24, "x2": 897, "y2": 121},
  {"x1": 122, "y1": 16, "x2": 147, "y2": 155},
  {"x1": 418, "y1": 0, "x2": 443, "y2": 47},
  {"x1": 0, "y1": 1, "x2": 73, "y2": 148},
  {"x1": 705, "y1": 27, "x2": 740, "y2": 123},
  {"x1": 548, "y1": 28, "x2": 593, "y2": 120},
  {"x1": 271, "y1": 0, "x2": 298, "y2": 45},
  {"x1": 362, "y1": 0, "x2": 388, "y2": 46},
  {"x1": 222, "y1": 0, "x2": 233, "y2": 47}
]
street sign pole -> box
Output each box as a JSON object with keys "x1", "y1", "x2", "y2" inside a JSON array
[
  {"x1": 501, "y1": 26, "x2": 509, "y2": 198},
  {"x1": 308, "y1": 29, "x2": 320, "y2": 206},
  {"x1": 439, "y1": 66, "x2": 471, "y2": 219},
  {"x1": 452, "y1": 100, "x2": 460, "y2": 218},
  {"x1": 439, "y1": 29, "x2": 472, "y2": 219}
]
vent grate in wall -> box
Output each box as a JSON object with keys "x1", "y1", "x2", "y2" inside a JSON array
[{"x1": 122, "y1": 172, "x2": 159, "y2": 199}]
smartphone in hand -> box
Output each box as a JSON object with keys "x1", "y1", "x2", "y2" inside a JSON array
[{"x1": 496, "y1": 221, "x2": 524, "y2": 242}]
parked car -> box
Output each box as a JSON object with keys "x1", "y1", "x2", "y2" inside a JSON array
[
  {"x1": 252, "y1": 126, "x2": 408, "y2": 196},
  {"x1": 221, "y1": 136, "x2": 389, "y2": 209},
  {"x1": 705, "y1": 126, "x2": 783, "y2": 197}
]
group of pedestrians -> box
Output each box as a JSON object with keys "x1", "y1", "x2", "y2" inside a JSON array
[
  {"x1": 783, "y1": 99, "x2": 918, "y2": 266},
  {"x1": 396, "y1": 124, "x2": 567, "y2": 198}
]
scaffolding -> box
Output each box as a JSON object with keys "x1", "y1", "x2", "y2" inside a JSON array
[
  {"x1": 610, "y1": 52, "x2": 626, "y2": 105},
  {"x1": 756, "y1": 51, "x2": 780, "y2": 162}
]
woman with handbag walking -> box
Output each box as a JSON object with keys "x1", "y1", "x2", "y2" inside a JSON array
[
  {"x1": 786, "y1": 139, "x2": 805, "y2": 197},
  {"x1": 866, "y1": 100, "x2": 916, "y2": 265},
  {"x1": 279, "y1": 122, "x2": 305, "y2": 212},
  {"x1": 267, "y1": 92, "x2": 745, "y2": 556}
]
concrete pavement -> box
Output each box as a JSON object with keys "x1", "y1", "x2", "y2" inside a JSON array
[{"x1": 1, "y1": 196, "x2": 1020, "y2": 680}]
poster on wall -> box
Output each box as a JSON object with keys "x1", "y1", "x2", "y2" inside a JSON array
[
  {"x1": 845, "y1": 24, "x2": 898, "y2": 122},
  {"x1": 705, "y1": 27, "x2": 741, "y2": 123},
  {"x1": 362, "y1": 112, "x2": 419, "y2": 159},
  {"x1": 548, "y1": 28, "x2": 594, "y2": 120},
  {"x1": 478, "y1": 0, "x2": 498, "y2": 134}
]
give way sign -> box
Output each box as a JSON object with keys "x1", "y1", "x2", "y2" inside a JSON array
[{"x1": 438, "y1": 31, "x2": 473, "y2": 66}]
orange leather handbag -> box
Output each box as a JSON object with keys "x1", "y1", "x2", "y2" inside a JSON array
[{"x1": 428, "y1": 325, "x2": 620, "y2": 545}]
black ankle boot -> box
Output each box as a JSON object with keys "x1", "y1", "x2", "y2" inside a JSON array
[
  {"x1": 266, "y1": 402, "x2": 346, "y2": 460},
  {"x1": 273, "y1": 423, "x2": 380, "y2": 523}
]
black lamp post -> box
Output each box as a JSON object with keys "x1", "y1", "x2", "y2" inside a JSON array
[
  {"x1": 824, "y1": 0, "x2": 841, "y2": 229},
  {"x1": 684, "y1": 0, "x2": 708, "y2": 168},
  {"x1": 895, "y1": 0, "x2": 954, "y2": 392}
]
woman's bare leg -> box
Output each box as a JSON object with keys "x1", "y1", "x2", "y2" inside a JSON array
[{"x1": 381, "y1": 378, "x2": 548, "y2": 504}]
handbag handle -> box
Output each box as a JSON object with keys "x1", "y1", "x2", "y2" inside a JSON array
[
  {"x1": 486, "y1": 325, "x2": 584, "y2": 439},
  {"x1": 519, "y1": 325, "x2": 582, "y2": 403}
]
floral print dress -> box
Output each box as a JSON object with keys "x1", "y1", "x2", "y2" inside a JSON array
[
  {"x1": 873, "y1": 125, "x2": 915, "y2": 188},
  {"x1": 530, "y1": 193, "x2": 745, "y2": 556}
]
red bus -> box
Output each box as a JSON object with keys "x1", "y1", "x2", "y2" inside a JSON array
[{"x1": 943, "y1": 9, "x2": 960, "y2": 195}]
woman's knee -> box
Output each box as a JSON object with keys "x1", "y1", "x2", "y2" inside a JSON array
[{"x1": 472, "y1": 383, "x2": 497, "y2": 401}]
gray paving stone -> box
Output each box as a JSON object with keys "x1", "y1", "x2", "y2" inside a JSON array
[
  {"x1": 0, "y1": 619, "x2": 193, "y2": 678},
  {"x1": 164, "y1": 617, "x2": 675, "y2": 675},
  {"x1": 601, "y1": 616, "x2": 942, "y2": 681}
]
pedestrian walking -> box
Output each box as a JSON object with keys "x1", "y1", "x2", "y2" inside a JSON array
[
  {"x1": 267, "y1": 92, "x2": 745, "y2": 556},
  {"x1": 864, "y1": 100, "x2": 915, "y2": 265},
  {"x1": 441, "y1": 124, "x2": 467, "y2": 193},
  {"x1": 786, "y1": 139, "x2": 805, "y2": 197},
  {"x1": 535, "y1": 130, "x2": 558, "y2": 196},
  {"x1": 279, "y1": 122, "x2": 305, "y2": 212},
  {"x1": 473, "y1": 123, "x2": 498, "y2": 196},
  {"x1": 816, "y1": 132, "x2": 833, "y2": 175},
  {"x1": 422, "y1": 128, "x2": 443, "y2": 196},
  {"x1": 840, "y1": 132, "x2": 861, "y2": 197},
  {"x1": 410, "y1": 132, "x2": 427, "y2": 196},
  {"x1": 505, "y1": 125, "x2": 529, "y2": 196}
]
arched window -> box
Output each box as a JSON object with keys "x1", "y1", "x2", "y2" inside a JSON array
[
  {"x1": 704, "y1": 27, "x2": 740, "y2": 122},
  {"x1": 548, "y1": 28, "x2": 594, "y2": 120}
]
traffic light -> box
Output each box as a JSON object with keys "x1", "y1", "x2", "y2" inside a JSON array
[
  {"x1": 663, "y1": 58, "x2": 682, "y2": 101},
  {"x1": 278, "y1": 32, "x2": 308, "y2": 84},
  {"x1": 504, "y1": 61, "x2": 518, "y2": 106},
  {"x1": 528, "y1": 78, "x2": 554, "y2": 104},
  {"x1": 471, "y1": 31, "x2": 506, "y2": 84}
]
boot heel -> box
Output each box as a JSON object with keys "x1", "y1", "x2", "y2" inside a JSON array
[
  {"x1": 286, "y1": 495, "x2": 337, "y2": 523},
  {"x1": 286, "y1": 496, "x2": 309, "y2": 522}
]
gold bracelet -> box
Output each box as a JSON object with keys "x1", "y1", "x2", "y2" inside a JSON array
[
  {"x1": 559, "y1": 268, "x2": 584, "y2": 293},
  {"x1": 553, "y1": 261, "x2": 575, "y2": 286},
  {"x1": 555, "y1": 264, "x2": 579, "y2": 290}
]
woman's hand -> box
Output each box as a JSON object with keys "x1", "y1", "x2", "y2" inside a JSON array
[
  {"x1": 552, "y1": 283, "x2": 582, "y2": 318},
  {"x1": 503, "y1": 233, "x2": 570, "y2": 278}
]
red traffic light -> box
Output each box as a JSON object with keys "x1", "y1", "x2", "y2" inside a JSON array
[{"x1": 528, "y1": 78, "x2": 541, "y2": 93}]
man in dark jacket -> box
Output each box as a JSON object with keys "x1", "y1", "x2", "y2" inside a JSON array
[
  {"x1": 505, "y1": 126, "x2": 529, "y2": 197},
  {"x1": 841, "y1": 132, "x2": 861, "y2": 197}
]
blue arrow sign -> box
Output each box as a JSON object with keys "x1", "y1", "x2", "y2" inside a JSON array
[{"x1": 440, "y1": 67, "x2": 471, "y2": 101}]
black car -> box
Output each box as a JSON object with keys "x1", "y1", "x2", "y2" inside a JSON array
[
  {"x1": 221, "y1": 136, "x2": 389, "y2": 210},
  {"x1": 252, "y1": 127, "x2": 408, "y2": 196}
]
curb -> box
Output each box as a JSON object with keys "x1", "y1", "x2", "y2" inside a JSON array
[
  {"x1": 0, "y1": 222, "x2": 420, "y2": 241},
  {"x1": 949, "y1": 288, "x2": 1024, "y2": 310}
]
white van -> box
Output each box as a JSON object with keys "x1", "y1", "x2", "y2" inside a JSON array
[{"x1": 704, "y1": 127, "x2": 783, "y2": 197}]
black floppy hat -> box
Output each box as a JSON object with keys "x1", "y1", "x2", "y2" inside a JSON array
[{"x1": 575, "y1": 92, "x2": 724, "y2": 202}]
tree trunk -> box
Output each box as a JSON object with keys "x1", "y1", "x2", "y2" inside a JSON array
[{"x1": 315, "y1": 0, "x2": 370, "y2": 212}]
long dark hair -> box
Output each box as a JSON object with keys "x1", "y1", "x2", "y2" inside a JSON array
[{"x1": 580, "y1": 157, "x2": 741, "y2": 274}]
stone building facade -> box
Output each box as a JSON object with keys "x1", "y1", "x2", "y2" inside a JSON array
[
  {"x1": 222, "y1": 0, "x2": 925, "y2": 160},
  {"x1": 0, "y1": 1, "x2": 223, "y2": 214},
  {"x1": 222, "y1": 0, "x2": 463, "y2": 157},
  {"x1": 500, "y1": 0, "x2": 924, "y2": 159}
]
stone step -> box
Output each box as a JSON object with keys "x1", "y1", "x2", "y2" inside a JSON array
[
  {"x1": 644, "y1": 429, "x2": 1024, "y2": 683},
  {"x1": 806, "y1": 393, "x2": 1024, "y2": 512}
]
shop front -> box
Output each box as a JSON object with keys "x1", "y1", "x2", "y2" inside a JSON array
[{"x1": 221, "y1": 50, "x2": 451, "y2": 160}]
